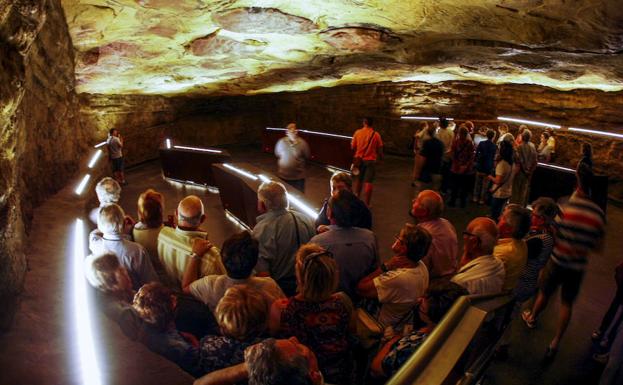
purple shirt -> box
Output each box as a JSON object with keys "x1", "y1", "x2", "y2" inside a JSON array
[{"x1": 418, "y1": 218, "x2": 458, "y2": 278}]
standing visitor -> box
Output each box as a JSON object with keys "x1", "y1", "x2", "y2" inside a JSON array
[
  {"x1": 107, "y1": 128, "x2": 126, "y2": 185},
  {"x1": 448, "y1": 126, "x2": 474, "y2": 208},
  {"x1": 472, "y1": 129, "x2": 497, "y2": 205},
  {"x1": 351, "y1": 117, "x2": 383, "y2": 207},
  {"x1": 488, "y1": 140, "x2": 514, "y2": 221},
  {"x1": 274, "y1": 122, "x2": 310, "y2": 193},
  {"x1": 510, "y1": 129, "x2": 538, "y2": 207}
]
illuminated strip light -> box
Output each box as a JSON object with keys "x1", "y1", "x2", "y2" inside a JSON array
[
  {"x1": 287, "y1": 193, "x2": 318, "y2": 219},
  {"x1": 75, "y1": 174, "x2": 91, "y2": 195},
  {"x1": 568, "y1": 127, "x2": 623, "y2": 139},
  {"x1": 538, "y1": 162, "x2": 574, "y2": 172},
  {"x1": 401, "y1": 116, "x2": 454, "y2": 121},
  {"x1": 94, "y1": 141, "x2": 107, "y2": 148},
  {"x1": 326, "y1": 165, "x2": 350, "y2": 174},
  {"x1": 258, "y1": 174, "x2": 271, "y2": 184},
  {"x1": 207, "y1": 186, "x2": 220, "y2": 194},
  {"x1": 223, "y1": 163, "x2": 258, "y2": 181},
  {"x1": 87, "y1": 150, "x2": 102, "y2": 169},
  {"x1": 173, "y1": 145, "x2": 222, "y2": 153},
  {"x1": 72, "y1": 218, "x2": 103, "y2": 385},
  {"x1": 225, "y1": 209, "x2": 251, "y2": 231},
  {"x1": 266, "y1": 127, "x2": 352, "y2": 140},
  {"x1": 166, "y1": 138, "x2": 172, "y2": 149},
  {"x1": 498, "y1": 116, "x2": 561, "y2": 129}
]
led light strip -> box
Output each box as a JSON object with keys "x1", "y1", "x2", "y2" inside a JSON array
[
  {"x1": 326, "y1": 165, "x2": 350, "y2": 174},
  {"x1": 72, "y1": 219, "x2": 103, "y2": 385},
  {"x1": 287, "y1": 193, "x2": 318, "y2": 219},
  {"x1": 568, "y1": 127, "x2": 623, "y2": 139},
  {"x1": 537, "y1": 162, "x2": 575, "y2": 172},
  {"x1": 258, "y1": 174, "x2": 271, "y2": 184},
  {"x1": 173, "y1": 145, "x2": 222, "y2": 153},
  {"x1": 165, "y1": 138, "x2": 172, "y2": 149},
  {"x1": 497, "y1": 116, "x2": 561, "y2": 129},
  {"x1": 75, "y1": 174, "x2": 91, "y2": 195},
  {"x1": 266, "y1": 127, "x2": 352, "y2": 140},
  {"x1": 225, "y1": 209, "x2": 251, "y2": 231},
  {"x1": 400, "y1": 116, "x2": 454, "y2": 121},
  {"x1": 223, "y1": 163, "x2": 258, "y2": 181},
  {"x1": 87, "y1": 150, "x2": 103, "y2": 169},
  {"x1": 94, "y1": 141, "x2": 107, "y2": 148}
]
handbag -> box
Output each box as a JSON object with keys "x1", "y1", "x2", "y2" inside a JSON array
[
  {"x1": 354, "y1": 308, "x2": 384, "y2": 349},
  {"x1": 351, "y1": 130, "x2": 376, "y2": 176}
]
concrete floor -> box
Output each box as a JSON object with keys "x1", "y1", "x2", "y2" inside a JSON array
[{"x1": 0, "y1": 144, "x2": 620, "y2": 385}]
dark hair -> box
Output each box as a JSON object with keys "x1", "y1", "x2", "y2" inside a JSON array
[
  {"x1": 581, "y1": 142, "x2": 592, "y2": 160},
  {"x1": 425, "y1": 281, "x2": 469, "y2": 324},
  {"x1": 222, "y1": 231, "x2": 259, "y2": 279},
  {"x1": 486, "y1": 129, "x2": 495, "y2": 140},
  {"x1": 503, "y1": 204, "x2": 532, "y2": 239},
  {"x1": 401, "y1": 224, "x2": 432, "y2": 262},
  {"x1": 531, "y1": 197, "x2": 559, "y2": 224},
  {"x1": 439, "y1": 117, "x2": 449, "y2": 129},
  {"x1": 137, "y1": 189, "x2": 164, "y2": 228},
  {"x1": 133, "y1": 282, "x2": 174, "y2": 332},
  {"x1": 109, "y1": 128, "x2": 116, "y2": 135},
  {"x1": 246, "y1": 339, "x2": 313, "y2": 385},
  {"x1": 542, "y1": 131, "x2": 550, "y2": 139},
  {"x1": 363, "y1": 117, "x2": 374, "y2": 127},
  {"x1": 499, "y1": 140, "x2": 514, "y2": 165},
  {"x1": 328, "y1": 189, "x2": 358, "y2": 227}
]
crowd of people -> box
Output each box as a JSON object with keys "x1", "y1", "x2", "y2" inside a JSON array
[{"x1": 81, "y1": 116, "x2": 619, "y2": 385}]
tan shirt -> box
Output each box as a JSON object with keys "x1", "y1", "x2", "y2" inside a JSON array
[{"x1": 493, "y1": 238, "x2": 528, "y2": 292}]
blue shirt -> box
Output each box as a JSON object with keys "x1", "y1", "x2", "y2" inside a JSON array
[{"x1": 475, "y1": 139, "x2": 497, "y2": 174}]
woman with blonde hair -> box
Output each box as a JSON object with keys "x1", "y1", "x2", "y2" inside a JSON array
[
  {"x1": 133, "y1": 189, "x2": 165, "y2": 276},
  {"x1": 269, "y1": 243, "x2": 354, "y2": 384}
]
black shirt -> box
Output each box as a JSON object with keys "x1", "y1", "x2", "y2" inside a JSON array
[
  {"x1": 419, "y1": 137, "x2": 444, "y2": 183},
  {"x1": 315, "y1": 197, "x2": 372, "y2": 230}
]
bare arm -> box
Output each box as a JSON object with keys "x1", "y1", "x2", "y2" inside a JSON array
[
  {"x1": 357, "y1": 268, "x2": 382, "y2": 299},
  {"x1": 413, "y1": 154, "x2": 426, "y2": 180},
  {"x1": 181, "y1": 239, "x2": 212, "y2": 294},
  {"x1": 193, "y1": 363, "x2": 248, "y2": 385}
]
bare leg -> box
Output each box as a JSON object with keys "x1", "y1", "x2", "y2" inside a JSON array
[
  {"x1": 530, "y1": 290, "x2": 550, "y2": 321},
  {"x1": 550, "y1": 301, "x2": 573, "y2": 350},
  {"x1": 362, "y1": 183, "x2": 374, "y2": 206},
  {"x1": 353, "y1": 177, "x2": 363, "y2": 198}
]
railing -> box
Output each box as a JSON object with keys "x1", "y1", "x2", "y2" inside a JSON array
[{"x1": 387, "y1": 293, "x2": 514, "y2": 385}]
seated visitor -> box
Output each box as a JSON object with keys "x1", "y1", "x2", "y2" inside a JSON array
[
  {"x1": 198, "y1": 285, "x2": 268, "y2": 375},
  {"x1": 90, "y1": 203, "x2": 158, "y2": 289},
  {"x1": 132, "y1": 282, "x2": 202, "y2": 377},
  {"x1": 309, "y1": 189, "x2": 378, "y2": 298},
  {"x1": 269, "y1": 244, "x2": 353, "y2": 385},
  {"x1": 133, "y1": 189, "x2": 166, "y2": 278},
  {"x1": 253, "y1": 181, "x2": 315, "y2": 296},
  {"x1": 493, "y1": 204, "x2": 531, "y2": 292},
  {"x1": 158, "y1": 195, "x2": 224, "y2": 285},
  {"x1": 451, "y1": 217, "x2": 505, "y2": 295},
  {"x1": 182, "y1": 231, "x2": 284, "y2": 312},
  {"x1": 315, "y1": 171, "x2": 372, "y2": 231},
  {"x1": 410, "y1": 190, "x2": 458, "y2": 279},
  {"x1": 89, "y1": 177, "x2": 121, "y2": 225},
  {"x1": 84, "y1": 252, "x2": 134, "y2": 303},
  {"x1": 370, "y1": 281, "x2": 468, "y2": 378},
  {"x1": 357, "y1": 223, "x2": 431, "y2": 330}
]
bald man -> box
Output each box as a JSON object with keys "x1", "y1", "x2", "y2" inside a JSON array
[
  {"x1": 158, "y1": 195, "x2": 224, "y2": 285},
  {"x1": 451, "y1": 217, "x2": 505, "y2": 295},
  {"x1": 411, "y1": 190, "x2": 458, "y2": 279}
]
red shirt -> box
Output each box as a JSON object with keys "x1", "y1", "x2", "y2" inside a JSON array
[{"x1": 352, "y1": 127, "x2": 383, "y2": 161}]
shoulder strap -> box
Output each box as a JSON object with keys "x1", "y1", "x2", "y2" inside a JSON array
[
  {"x1": 361, "y1": 130, "x2": 376, "y2": 154},
  {"x1": 491, "y1": 165, "x2": 511, "y2": 194},
  {"x1": 289, "y1": 211, "x2": 301, "y2": 247}
]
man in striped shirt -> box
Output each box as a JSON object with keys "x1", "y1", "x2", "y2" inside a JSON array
[{"x1": 522, "y1": 164, "x2": 605, "y2": 358}]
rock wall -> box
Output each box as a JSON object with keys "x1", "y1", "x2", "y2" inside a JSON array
[{"x1": 0, "y1": 0, "x2": 84, "y2": 330}]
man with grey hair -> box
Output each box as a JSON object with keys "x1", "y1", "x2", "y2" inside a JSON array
[
  {"x1": 451, "y1": 217, "x2": 505, "y2": 295},
  {"x1": 253, "y1": 181, "x2": 315, "y2": 296},
  {"x1": 510, "y1": 128, "x2": 537, "y2": 206},
  {"x1": 493, "y1": 204, "x2": 530, "y2": 291},
  {"x1": 158, "y1": 195, "x2": 224, "y2": 285},
  {"x1": 274, "y1": 122, "x2": 311, "y2": 192},
  {"x1": 89, "y1": 203, "x2": 158, "y2": 289},
  {"x1": 89, "y1": 177, "x2": 122, "y2": 224}
]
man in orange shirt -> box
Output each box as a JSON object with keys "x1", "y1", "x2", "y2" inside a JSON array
[{"x1": 351, "y1": 117, "x2": 383, "y2": 206}]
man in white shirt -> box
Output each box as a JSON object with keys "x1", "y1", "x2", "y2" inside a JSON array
[
  {"x1": 451, "y1": 217, "x2": 505, "y2": 295},
  {"x1": 274, "y1": 122, "x2": 311, "y2": 192},
  {"x1": 107, "y1": 128, "x2": 126, "y2": 185}
]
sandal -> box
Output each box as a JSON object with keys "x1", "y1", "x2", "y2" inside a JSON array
[
  {"x1": 521, "y1": 310, "x2": 536, "y2": 329},
  {"x1": 545, "y1": 345, "x2": 558, "y2": 360}
]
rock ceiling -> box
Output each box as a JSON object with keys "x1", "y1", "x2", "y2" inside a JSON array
[{"x1": 61, "y1": 0, "x2": 623, "y2": 96}]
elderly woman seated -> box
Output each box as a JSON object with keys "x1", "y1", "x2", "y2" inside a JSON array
[
  {"x1": 89, "y1": 177, "x2": 122, "y2": 225},
  {"x1": 269, "y1": 243, "x2": 354, "y2": 385},
  {"x1": 133, "y1": 189, "x2": 166, "y2": 274}
]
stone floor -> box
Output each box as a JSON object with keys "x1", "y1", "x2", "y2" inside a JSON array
[{"x1": 0, "y1": 144, "x2": 620, "y2": 385}]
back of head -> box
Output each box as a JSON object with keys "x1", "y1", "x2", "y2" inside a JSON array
[
  {"x1": 132, "y1": 282, "x2": 174, "y2": 332},
  {"x1": 425, "y1": 281, "x2": 469, "y2": 324},
  {"x1": 439, "y1": 117, "x2": 449, "y2": 129},
  {"x1": 98, "y1": 203, "x2": 125, "y2": 234},
  {"x1": 177, "y1": 195, "x2": 204, "y2": 228},
  {"x1": 401, "y1": 224, "x2": 432, "y2": 263},
  {"x1": 458, "y1": 125, "x2": 468, "y2": 139},
  {"x1": 328, "y1": 189, "x2": 358, "y2": 227},
  {"x1": 470, "y1": 217, "x2": 499, "y2": 255},
  {"x1": 426, "y1": 125, "x2": 436, "y2": 137},
  {"x1": 416, "y1": 190, "x2": 444, "y2": 219},
  {"x1": 109, "y1": 128, "x2": 116, "y2": 136},
  {"x1": 296, "y1": 244, "x2": 338, "y2": 302},
  {"x1": 258, "y1": 181, "x2": 288, "y2": 211},
  {"x1": 486, "y1": 129, "x2": 495, "y2": 140},
  {"x1": 502, "y1": 204, "x2": 532, "y2": 239},
  {"x1": 216, "y1": 285, "x2": 267, "y2": 341},
  {"x1": 84, "y1": 252, "x2": 128, "y2": 296},
  {"x1": 499, "y1": 140, "x2": 514, "y2": 165},
  {"x1": 137, "y1": 189, "x2": 164, "y2": 228},
  {"x1": 498, "y1": 124, "x2": 509, "y2": 134},
  {"x1": 521, "y1": 128, "x2": 532, "y2": 143},
  {"x1": 330, "y1": 172, "x2": 352, "y2": 190},
  {"x1": 95, "y1": 177, "x2": 121, "y2": 205},
  {"x1": 531, "y1": 197, "x2": 559, "y2": 225},
  {"x1": 246, "y1": 339, "x2": 313, "y2": 385},
  {"x1": 363, "y1": 117, "x2": 374, "y2": 127},
  {"x1": 222, "y1": 231, "x2": 259, "y2": 279}
]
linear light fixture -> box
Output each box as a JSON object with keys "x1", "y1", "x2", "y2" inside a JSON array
[
  {"x1": 223, "y1": 163, "x2": 258, "y2": 181},
  {"x1": 75, "y1": 174, "x2": 91, "y2": 195},
  {"x1": 72, "y1": 218, "x2": 103, "y2": 385},
  {"x1": 94, "y1": 141, "x2": 107, "y2": 148},
  {"x1": 87, "y1": 150, "x2": 103, "y2": 169},
  {"x1": 538, "y1": 162, "x2": 574, "y2": 172},
  {"x1": 173, "y1": 145, "x2": 222, "y2": 153},
  {"x1": 286, "y1": 193, "x2": 318, "y2": 219},
  {"x1": 266, "y1": 127, "x2": 352, "y2": 140},
  {"x1": 258, "y1": 174, "x2": 271, "y2": 184},
  {"x1": 326, "y1": 165, "x2": 350, "y2": 174},
  {"x1": 400, "y1": 116, "x2": 454, "y2": 121},
  {"x1": 497, "y1": 116, "x2": 561, "y2": 129},
  {"x1": 568, "y1": 127, "x2": 623, "y2": 139},
  {"x1": 225, "y1": 209, "x2": 251, "y2": 231},
  {"x1": 207, "y1": 186, "x2": 220, "y2": 194},
  {"x1": 165, "y1": 138, "x2": 172, "y2": 149}
]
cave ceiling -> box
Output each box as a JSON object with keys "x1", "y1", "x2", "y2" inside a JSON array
[{"x1": 61, "y1": 0, "x2": 623, "y2": 96}]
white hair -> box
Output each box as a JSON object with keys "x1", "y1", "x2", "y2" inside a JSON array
[
  {"x1": 97, "y1": 203, "x2": 125, "y2": 234},
  {"x1": 95, "y1": 177, "x2": 121, "y2": 205},
  {"x1": 257, "y1": 182, "x2": 288, "y2": 211}
]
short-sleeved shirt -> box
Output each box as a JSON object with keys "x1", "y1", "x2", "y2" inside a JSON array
[
  {"x1": 516, "y1": 142, "x2": 538, "y2": 174},
  {"x1": 189, "y1": 275, "x2": 284, "y2": 312},
  {"x1": 475, "y1": 140, "x2": 497, "y2": 174},
  {"x1": 492, "y1": 160, "x2": 513, "y2": 198},
  {"x1": 419, "y1": 137, "x2": 444, "y2": 183},
  {"x1": 493, "y1": 238, "x2": 528, "y2": 291},
  {"x1": 513, "y1": 231, "x2": 554, "y2": 302},
  {"x1": 107, "y1": 136, "x2": 123, "y2": 159},
  {"x1": 436, "y1": 128, "x2": 454, "y2": 160},
  {"x1": 374, "y1": 262, "x2": 429, "y2": 328},
  {"x1": 274, "y1": 137, "x2": 311, "y2": 180},
  {"x1": 419, "y1": 218, "x2": 458, "y2": 278},
  {"x1": 351, "y1": 127, "x2": 383, "y2": 161},
  {"x1": 451, "y1": 255, "x2": 505, "y2": 295},
  {"x1": 450, "y1": 138, "x2": 474, "y2": 174}
]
